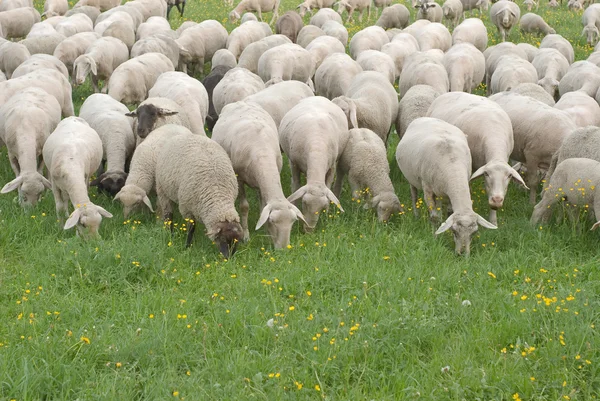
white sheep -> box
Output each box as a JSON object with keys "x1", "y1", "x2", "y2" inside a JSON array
[
  {"x1": 155, "y1": 131, "x2": 243, "y2": 257},
  {"x1": 443, "y1": 43, "x2": 485, "y2": 92},
  {"x1": 227, "y1": 20, "x2": 272, "y2": 59},
  {"x1": 0, "y1": 7, "x2": 40, "y2": 39},
  {"x1": 212, "y1": 101, "x2": 307, "y2": 246},
  {"x1": 396, "y1": 84, "x2": 439, "y2": 139},
  {"x1": 427, "y1": 92, "x2": 528, "y2": 225},
  {"x1": 511, "y1": 82, "x2": 556, "y2": 106},
  {"x1": 135, "y1": 16, "x2": 172, "y2": 41},
  {"x1": 516, "y1": 42, "x2": 539, "y2": 62},
  {"x1": 228, "y1": 0, "x2": 281, "y2": 24},
  {"x1": 321, "y1": 20, "x2": 348, "y2": 46},
  {"x1": 532, "y1": 48, "x2": 569, "y2": 99},
  {"x1": 355, "y1": 50, "x2": 396, "y2": 84},
  {"x1": 19, "y1": 31, "x2": 66, "y2": 55},
  {"x1": 213, "y1": 67, "x2": 265, "y2": 116},
  {"x1": 452, "y1": 17, "x2": 488, "y2": 52},
  {"x1": 554, "y1": 92, "x2": 600, "y2": 128},
  {"x1": 396, "y1": 117, "x2": 497, "y2": 255},
  {"x1": 79, "y1": 94, "x2": 135, "y2": 196},
  {"x1": 43, "y1": 0, "x2": 68, "y2": 17},
  {"x1": 108, "y1": 53, "x2": 174, "y2": 105},
  {"x1": 399, "y1": 50, "x2": 449, "y2": 98},
  {"x1": 490, "y1": 56, "x2": 538, "y2": 94},
  {"x1": 490, "y1": 0, "x2": 520, "y2": 42},
  {"x1": 296, "y1": 0, "x2": 336, "y2": 17},
  {"x1": 27, "y1": 21, "x2": 58, "y2": 37},
  {"x1": 55, "y1": 13, "x2": 93, "y2": 37},
  {"x1": 175, "y1": 20, "x2": 228, "y2": 75},
  {"x1": 306, "y1": 35, "x2": 346, "y2": 71},
  {"x1": 582, "y1": 4, "x2": 600, "y2": 46},
  {"x1": 130, "y1": 34, "x2": 180, "y2": 72},
  {"x1": 540, "y1": 34, "x2": 574, "y2": 64},
  {"x1": 415, "y1": 0, "x2": 443, "y2": 23},
  {"x1": 372, "y1": 0, "x2": 391, "y2": 19},
  {"x1": 415, "y1": 22, "x2": 452, "y2": 52},
  {"x1": 258, "y1": 43, "x2": 315, "y2": 87},
  {"x1": 53, "y1": 32, "x2": 100, "y2": 77},
  {"x1": 0, "y1": 0, "x2": 32, "y2": 12},
  {"x1": 211, "y1": 49, "x2": 237, "y2": 70},
  {"x1": 332, "y1": 71, "x2": 398, "y2": 145},
  {"x1": 460, "y1": 0, "x2": 489, "y2": 15},
  {"x1": 314, "y1": 53, "x2": 362, "y2": 99},
  {"x1": 203, "y1": 65, "x2": 233, "y2": 131},
  {"x1": 102, "y1": 21, "x2": 135, "y2": 52},
  {"x1": 309, "y1": 7, "x2": 342, "y2": 27},
  {"x1": 93, "y1": 10, "x2": 134, "y2": 35},
  {"x1": 42, "y1": 117, "x2": 113, "y2": 237},
  {"x1": 296, "y1": 25, "x2": 325, "y2": 48},
  {"x1": 333, "y1": 128, "x2": 401, "y2": 221},
  {"x1": 484, "y1": 42, "x2": 528, "y2": 94},
  {"x1": 0, "y1": 88, "x2": 60, "y2": 207},
  {"x1": 95, "y1": 5, "x2": 143, "y2": 31},
  {"x1": 279, "y1": 96, "x2": 347, "y2": 231},
  {"x1": 381, "y1": 33, "x2": 419, "y2": 78},
  {"x1": 348, "y1": 25, "x2": 389, "y2": 59},
  {"x1": 73, "y1": 36, "x2": 129, "y2": 93},
  {"x1": 375, "y1": 4, "x2": 410, "y2": 29},
  {"x1": 402, "y1": 17, "x2": 431, "y2": 37},
  {"x1": 11, "y1": 54, "x2": 69, "y2": 79},
  {"x1": 74, "y1": 0, "x2": 120, "y2": 12},
  {"x1": 442, "y1": 0, "x2": 463, "y2": 28},
  {"x1": 275, "y1": 10, "x2": 303, "y2": 43},
  {"x1": 120, "y1": 0, "x2": 167, "y2": 20},
  {"x1": 237, "y1": 34, "x2": 291, "y2": 73},
  {"x1": 519, "y1": 13, "x2": 555, "y2": 36},
  {"x1": 558, "y1": 61, "x2": 600, "y2": 98},
  {"x1": 176, "y1": 20, "x2": 197, "y2": 35},
  {"x1": 65, "y1": 6, "x2": 101, "y2": 23},
  {"x1": 523, "y1": 0, "x2": 537, "y2": 11},
  {"x1": 335, "y1": 0, "x2": 371, "y2": 23},
  {"x1": 567, "y1": 0, "x2": 583, "y2": 11},
  {"x1": 544, "y1": 126, "x2": 600, "y2": 182},
  {"x1": 241, "y1": 12, "x2": 258, "y2": 22},
  {"x1": 0, "y1": 41, "x2": 30, "y2": 78}
]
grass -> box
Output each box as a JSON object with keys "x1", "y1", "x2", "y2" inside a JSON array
[{"x1": 1, "y1": 0, "x2": 599, "y2": 400}]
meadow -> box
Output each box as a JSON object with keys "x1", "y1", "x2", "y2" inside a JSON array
[{"x1": 0, "y1": 0, "x2": 599, "y2": 399}]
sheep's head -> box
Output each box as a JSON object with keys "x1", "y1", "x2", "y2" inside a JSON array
[
  {"x1": 213, "y1": 220, "x2": 243, "y2": 258},
  {"x1": 125, "y1": 103, "x2": 178, "y2": 139},
  {"x1": 1, "y1": 172, "x2": 52, "y2": 208},
  {"x1": 332, "y1": 96, "x2": 358, "y2": 129},
  {"x1": 548, "y1": 0, "x2": 558, "y2": 6},
  {"x1": 64, "y1": 203, "x2": 113, "y2": 239},
  {"x1": 91, "y1": 170, "x2": 128, "y2": 197},
  {"x1": 582, "y1": 24, "x2": 599, "y2": 46},
  {"x1": 499, "y1": 9, "x2": 516, "y2": 28},
  {"x1": 73, "y1": 54, "x2": 96, "y2": 86},
  {"x1": 114, "y1": 185, "x2": 154, "y2": 218},
  {"x1": 538, "y1": 76, "x2": 560, "y2": 98},
  {"x1": 370, "y1": 192, "x2": 402, "y2": 222},
  {"x1": 471, "y1": 161, "x2": 528, "y2": 211},
  {"x1": 229, "y1": 10, "x2": 241, "y2": 23},
  {"x1": 288, "y1": 184, "x2": 343, "y2": 232},
  {"x1": 256, "y1": 199, "x2": 307, "y2": 249},
  {"x1": 415, "y1": 1, "x2": 436, "y2": 15},
  {"x1": 297, "y1": 2, "x2": 310, "y2": 17},
  {"x1": 435, "y1": 211, "x2": 497, "y2": 256}
]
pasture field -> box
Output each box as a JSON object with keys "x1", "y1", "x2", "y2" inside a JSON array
[{"x1": 1, "y1": 0, "x2": 599, "y2": 399}]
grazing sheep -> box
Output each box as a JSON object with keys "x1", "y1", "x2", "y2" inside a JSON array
[
  {"x1": 582, "y1": 5, "x2": 600, "y2": 46},
  {"x1": 11, "y1": 54, "x2": 68, "y2": 79},
  {"x1": 416, "y1": 0, "x2": 443, "y2": 23},
  {"x1": 460, "y1": 0, "x2": 488, "y2": 15},
  {"x1": 333, "y1": 128, "x2": 401, "y2": 221},
  {"x1": 108, "y1": 53, "x2": 174, "y2": 105},
  {"x1": 228, "y1": 0, "x2": 281, "y2": 24},
  {"x1": 396, "y1": 84, "x2": 439, "y2": 139},
  {"x1": 524, "y1": 0, "x2": 538, "y2": 11},
  {"x1": 375, "y1": 4, "x2": 409, "y2": 29},
  {"x1": 126, "y1": 97, "x2": 192, "y2": 141},
  {"x1": 0, "y1": 7, "x2": 40, "y2": 39},
  {"x1": 372, "y1": 0, "x2": 391, "y2": 19},
  {"x1": 332, "y1": 71, "x2": 398, "y2": 144},
  {"x1": 540, "y1": 34, "x2": 574, "y2": 64},
  {"x1": 489, "y1": 91, "x2": 577, "y2": 203},
  {"x1": 279, "y1": 96, "x2": 348, "y2": 231},
  {"x1": 490, "y1": 0, "x2": 520, "y2": 42},
  {"x1": 554, "y1": 92, "x2": 600, "y2": 128},
  {"x1": 73, "y1": 36, "x2": 129, "y2": 93},
  {"x1": 511, "y1": 82, "x2": 556, "y2": 106},
  {"x1": 443, "y1": 43, "x2": 485, "y2": 92},
  {"x1": 0, "y1": 0, "x2": 32, "y2": 12},
  {"x1": 558, "y1": 61, "x2": 600, "y2": 98},
  {"x1": 442, "y1": 0, "x2": 463, "y2": 28},
  {"x1": 155, "y1": 132, "x2": 243, "y2": 257},
  {"x1": 567, "y1": 0, "x2": 583, "y2": 11},
  {"x1": 102, "y1": 20, "x2": 135, "y2": 52},
  {"x1": 42, "y1": 117, "x2": 112, "y2": 237},
  {"x1": 310, "y1": 7, "x2": 342, "y2": 27},
  {"x1": 95, "y1": 5, "x2": 143, "y2": 31},
  {"x1": 0, "y1": 41, "x2": 30, "y2": 78},
  {"x1": 306, "y1": 34, "x2": 346, "y2": 71},
  {"x1": 258, "y1": 43, "x2": 315, "y2": 87},
  {"x1": 355, "y1": 50, "x2": 396, "y2": 84},
  {"x1": 484, "y1": 43, "x2": 528, "y2": 94},
  {"x1": 427, "y1": 92, "x2": 527, "y2": 224},
  {"x1": 53, "y1": 32, "x2": 100, "y2": 77},
  {"x1": 396, "y1": 117, "x2": 497, "y2": 255},
  {"x1": 227, "y1": 20, "x2": 271, "y2": 59},
  {"x1": 135, "y1": 16, "x2": 172, "y2": 41},
  {"x1": 213, "y1": 101, "x2": 307, "y2": 246},
  {"x1": 241, "y1": 12, "x2": 258, "y2": 22},
  {"x1": 65, "y1": 6, "x2": 101, "y2": 23},
  {"x1": 381, "y1": 33, "x2": 419, "y2": 77},
  {"x1": 415, "y1": 22, "x2": 452, "y2": 52},
  {"x1": 335, "y1": 0, "x2": 371, "y2": 23},
  {"x1": 19, "y1": 31, "x2": 66, "y2": 55},
  {"x1": 403, "y1": 17, "x2": 432, "y2": 37},
  {"x1": 452, "y1": 17, "x2": 487, "y2": 52},
  {"x1": 202, "y1": 65, "x2": 233, "y2": 131},
  {"x1": 27, "y1": 21, "x2": 58, "y2": 37},
  {"x1": 399, "y1": 50, "x2": 449, "y2": 98},
  {"x1": 213, "y1": 67, "x2": 265, "y2": 116},
  {"x1": 532, "y1": 48, "x2": 569, "y2": 99},
  {"x1": 296, "y1": 24, "x2": 325, "y2": 48},
  {"x1": 276, "y1": 10, "x2": 303, "y2": 43},
  {"x1": 545, "y1": 126, "x2": 600, "y2": 182},
  {"x1": 237, "y1": 34, "x2": 291, "y2": 73},
  {"x1": 296, "y1": 0, "x2": 336, "y2": 17},
  {"x1": 516, "y1": 42, "x2": 539, "y2": 62},
  {"x1": 131, "y1": 34, "x2": 180, "y2": 71},
  {"x1": 55, "y1": 13, "x2": 93, "y2": 37},
  {"x1": 43, "y1": 0, "x2": 68, "y2": 17},
  {"x1": 314, "y1": 52, "x2": 362, "y2": 99},
  {"x1": 74, "y1": 0, "x2": 120, "y2": 12},
  {"x1": 176, "y1": 20, "x2": 197, "y2": 35},
  {"x1": 520, "y1": 13, "x2": 555, "y2": 36},
  {"x1": 322, "y1": 20, "x2": 347, "y2": 46},
  {"x1": 583, "y1": 23, "x2": 600, "y2": 47},
  {"x1": 0, "y1": 88, "x2": 60, "y2": 207},
  {"x1": 211, "y1": 49, "x2": 237, "y2": 70},
  {"x1": 176, "y1": 20, "x2": 228, "y2": 74},
  {"x1": 490, "y1": 56, "x2": 538, "y2": 94},
  {"x1": 348, "y1": 25, "x2": 389, "y2": 59},
  {"x1": 121, "y1": 0, "x2": 167, "y2": 20},
  {"x1": 94, "y1": 10, "x2": 134, "y2": 35}
]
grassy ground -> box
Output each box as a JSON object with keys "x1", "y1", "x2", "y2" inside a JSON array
[{"x1": 1, "y1": 0, "x2": 599, "y2": 400}]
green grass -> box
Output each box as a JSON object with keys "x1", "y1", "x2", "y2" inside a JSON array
[{"x1": 1, "y1": 0, "x2": 600, "y2": 400}]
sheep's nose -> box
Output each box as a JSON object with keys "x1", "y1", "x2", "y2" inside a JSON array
[{"x1": 489, "y1": 196, "x2": 504, "y2": 209}]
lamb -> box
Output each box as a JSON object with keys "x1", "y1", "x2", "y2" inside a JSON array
[
  {"x1": 276, "y1": 10, "x2": 303, "y2": 43},
  {"x1": 348, "y1": 25, "x2": 389, "y2": 59},
  {"x1": 43, "y1": 0, "x2": 68, "y2": 17},
  {"x1": 42, "y1": 117, "x2": 112, "y2": 237},
  {"x1": 211, "y1": 49, "x2": 237, "y2": 70},
  {"x1": 19, "y1": 32, "x2": 66, "y2": 55},
  {"x1": 399, "y1": 50, "x2": 449, "y2": 98},
  {"x1": 396, "y1": 117, "x2": 497, "y2": 255},
  {"x1": 554, "y1": 92, "x2": 600, "y2": 128},
  {"x1": 355, "y1": 50, "x2": 396, "y2": 84},
  {"x1": 532, "y1": 48, "x2": 569, "y2": 99},
  {"x1": 131, "y1": 34, "x2": 180, "y2": 71},
  {"x1": 155, "y1": 132, "x2": 243, "y2": 257},
  {"x1": 78, "y1": 94, "x2": 135, "y2": 196},
  {"x1": 11, "y1": 54, "x2": 69, "y2": 79},
  {"x1": 415, "y1": 22, "x2": 452, "y2": 52},
  {"x1": 490, "y1": 56, "x2": 538, "y2": 94},
  {"x1": 55, "y1": 13, "x2": 93, "y2": 37},
  {"x1": 296, "y1": 25, "x2": 325, "y2": 48},
  {"x1": 321, "y1": 20, "x2": 348, "y2": 46},
  {"x1": 258, "y1": 43, "x2": 315, "y2": 87},
  {"x1": 102, "y1": 21, "x2": 135, "y2": 52},
  {"x1": 73, "y1": 0, "x2": 120, "y2": 12},
  {"x1": 65, "y1": 6, "x2": 101, "y2": 23},
  {"x1": 516, "y1": 42, "x2": 539, "y2": 62},
  {"x1": 442, "y1": 0, "x2": 463, "y2": 28},
  {"x1": 126, "y1": 97, "x2": 193, "y2": 141},
  {"x1": 332, "y1": 71, "x2": 398, "y2": 144},
  {"x1": 306, "y1": 35, "x2": 346, "y2": 71},
  {"x1": 0, "y1": 41, "x2": 30, "y2": 78},
  {"x1": 333, "y1": 128, "x2": 401, "y2": 221},
  {"x1": 519, "y1": 13, "x2": 555, "y2": 35},
  {"x1": 314, "y1": 53, "x2": 362, "y2": 99},
  {"x1": 53, "y1": 32, "x2": 100, "y2": 77},
  {"x1": 175, "y1": 20, "x2": 228, "y2": 74},
  {"x1": 107, "y1": 53, "x2": 175, "y2": 105},
  {"x1": 523, "y1": 0, "x2": 538, "y2": 11},
  {"x1": 427, "y1": 92, "x2": 527, "y2": 224},
  {"x1": 296, "y1": 0, "x2": 336, "y2": 17},
  {"x1": 375, "y1": 4, "x2": 409, "y2": 29},
  {"x1": 73, "y1": 36, "x2": 129, "y2": 93},
  {"x1": 0, "y1": 0, "x2": 32, "y2": 12},
  {"x1": 452, "y1": 17, "x2": 488, "y2": 52},
  {"x1": 212, "y1": 101, "x2": 306, "y2": 247},
  {"x1": 213, "y1": 67, "x2": 265, "y2": 116},
  {"x1": 489, "y1": 91, "x2": 577, "y2": 203},
  {"x1": 0, "y1": 7, "x2": 40, "y2": 39},
  {"x1": 511, "y1": 82, "x2": 556, "y2": 106},
  {"x1": 244, "y1": 80, "x2": 314, "y2": 128},
  {"x1": 202, "y1": 65, "x2": 233, "y2": 131},
  {"x1": 227, "y1": 20, "x2": 272, "y2": 59},
  {"x1": 490, "y1": 0, "x2": 520, "y2": 42},
  {"x1": 443, "y1": 43, "x2": 485, "y2": 93},
  {"x1": 334, "y1": 0, "x2": 371, "y2": 23},
  {"x1": 582, "y1": 4, "x2": 600, "y2": 46},
  {"x1": 310, "y1": 7, "x2": 343, "y2": 27},
  {"x1": 558, "y1": 61, "x2": 600, "y2": 98},
  {"x1": 279, "y1": 96, "x2": 348, "y2": 231},
  {"x1": 544, "y1": 126, "x2": 600, "y2": 182},
  {"x1": 237, "y1": 34, "x2": 291, "y2": 73},
  {"x1": 396, "y1": 85, "x2": 439, "y2": 139},
  {"x1": 416, "y1": 0, "x2": 443, "y2": 23},
  {"x1": 0, "y1": 88, "x2": 60, "y2": 207},
  {"x1": 381, "y1": 33, "x2": 419, "y2": 77},
  {"x1": 228, "y1": 0, "x2": 281, "y2": 24},
  {"x1": 135, "y1": 16, "x2": 172, "y2": 41},
  {"x1": 540, "y1": 34, "x2": 574, "y2": 64}
]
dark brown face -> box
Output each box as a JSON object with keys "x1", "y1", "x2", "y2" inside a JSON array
[
  {"x1": 136, "y1": 104, "x2": 161, "y2": 138},
  {"x1": 91, "y1": 172, "x2": 128, "y2": 197},
  {"x1": 215, "y1": 221, "x2": 243, "y2": 259}
]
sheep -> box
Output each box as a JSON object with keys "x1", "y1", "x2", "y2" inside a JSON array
[
  {"x1": 53, "y1": 32, "x2": 99, "y2": 77},
  {"x1": 0, "y1": 41, "x2": 30, "y2": 78},
  {"x1": 335, "y1": 0, "x2": 371, "y2": 23},
  {"x1": 244, "y1": 80, "x2": 314, "y2": 128},
  {"x1": 0, "y1": 88, "x2": 60, "y2": 207},
  {"x1": 554, "y1": 92, "x2": 600, "y2": 128},
  {"x1": 460, "y1": 0, "x2": 489, "y2": 15},
  {"x1": 372, "y1": 0, "x2": 392, "y2": 19},
  {"x1": 582, "y1": 5, "x2": 600, "y2": 46},
  {"x1": 544, "y1": 126, "x2": 600, "y2": 182},
  {"x1": 175, "y1": 20, "x2": 228, "y2": 75},
  {"x1": 567, "y1": 0, "x2": 583, "y2": 11},
  {"x1": 306, "y1": 35, "x2": 346, "y2": 71},
  {"x1": 489, "y1": 91, "x2": 577, "y2": 203},
  {"x1": 309, "y1": 7, "x2": 342, "y2": 27},
  {"x1": 296, "y1": 25, "x2": 325, "y2": 48},
  {"x1": 0, "y1": 7, "x2": 40, "y2": 39},
  {"x1": 321, "y1": 20, "x2": 348, "y2": 46},
  {"x1": 211, "y1": 49, "x2": 237, "y2": 70},
  {"x1": 94, "y1": 10, "x2": 134, "y2": 35},
  {"x1": 516, "y1": 42, "x2": 539, "y2": 62},
  {"x1": 355, "y1": 50, "x2": 396, "y2": 84},
  {"x1": 332, "y1": 71, "x2": 398, "y2": 144},
  {"x1": 27, "y1": 21, "x2": 58, "y2": 37},
  {"x1": 396, "y1": 117, "x2": 497, "y2": 255},
  {"x1": 131, "y1": 34, "x2": 180, "y2": 71},
  {"x1": 73, "y1": 36, "x2": 129, "y2": 94},
  {"x1": 381, "y1": 33, "x2": 419, "y2": 78},
  {"x1": 258, "y1": 43, "x2": 315, "y2": 87},
  {"x1": 212, "y1": 101, "x2": 306, "y2": 246},
  {"x1": 228, "y1": 0, "x2": 281, "y2": 24},
  {"x1": 452, "y1": 17, "x2": 487, "y2": 52},
  {"x1": 11, "y1": 54, "x2": 69, "y2": 79},
  {"x1": 520, "y1": 13, "x2": 555, "y2": 36},
  {"x1": 176, "y1": 20, "x2": 197, "y2": 35},
  {"x1": 95, "y1": 5, "x2": 143, "y2": 31},
  {"x1": 375, "y1": 4, "x2": 409, "y2": 29},
  {"x1": 202, "y1": 65, "x2": 233, "y2": 131},
  {"x1": 279, "y1": 96, "x2": 348, "y2": 231},
  {"x1": 333, "y1": 128, "x2": 401, "y2": 221},
  {"x1": 43, "y1": 0, "x2": 68, "y2": 17},
  {"x1": 212, "y1": 68, "x2": 265, "y2": 116},
  {"x1": 135, "y1": 16, "x2": 171, "y2": 41},
  {"x1": 42, "y1": 117, "x2": 112, "y2": 237},
  {"x1": 348, "y1": 25, "x2": 389, "y2": 59},
  {"x1": 74, "y1": 0, "x2": 120, "y2": 12},
  {"x1": 540, "y1": 34, "x2": 574, "y2": 64},
  {"x1": 443, "y1": 43, "x2": 485, "y2": 93},
  {"x1": 155, "y1": 132, "x2": 243, "y2": 256},
  {"x1": 558, "y1": 61, "x2": 600, "y2": 98},
  {"x1": 442, "y1": 0, "x2": 463, "y2": 28},
  {"x1": 532, "y1": 48, "x2": 569, "y2": 99},
  {"x1": 583, "y1": 23, "x2": 600, "y2": 47},
  {"x1": 108, "y1": 53, "x2": 174, "y2": 105},
  {"x1": 416, "y1": 0, "x2": 443, "y2": 23},
  {"x1": 65, "y1": 6, "x2": 101, "y2": 23},
  {"x1": 427, "y1": 92, "x2": 528, "y2": 225},
  {"x1": 523, "y1": 0, "x2": 538, "y2": 11},
  {"x1": 120, "y1": 0, "x2": 167, "y2": 20},
  {"x1": 166, "y1": 0, "x2": 186, "y2": 17},
  {"x1": 399, "y1": 50, "x2": 449, "y2": 98},
  {"x1": 102, "y1": 21, "x2": 134, "y2": 52},
  {"x1": 511, "y1": 82, "x2": 556, "y2": 106},
  {"x1": 490, "y1": 56, "x2": 538, "y2": 94},
  {"x1": 314, "y1": 53, "x2": 362, "y2": 99},
  {"x1": 404, "y1": 17, "x2": 432, "y2": 38},
  {"x1": 0, "y1": 0, "x2": 32, "y2": 12},
  {"x1": 484, "y1": 43, "x2": 528, "y2": 94},
  {"x1": 548, "y1": 0, "x2": 558, "y2": 7},
  {"x1": 296, "y1": 0, "x2": 336, "y2": 17},
  {"x1": 396, "y1": 84, "x2": 439, "y2": 139},
  {"x1": 55, "y1": 13, "x2": 93, "y2": 37},
  {"x1": 126, "y1": 97, "x2": 193, "y2": 141},
  {"x1": 241, "y1": 12, "x2": 258, "y2": 22},
  {"x1": 237, "y1": 34, "x2": 291, "y2": 73},
  {"x1": 227, "y1": 20, "x2": 272, "y2": 59},
  {"x1": 276, "y1": 11, "x2": 303, "y2": 43},
  {"x1": 19, "y1": 31, "x2": 66, "y2": 55},
  {"x1": 490, "y1": 0, "x2": 520, "y2": 42},
  {"x1": 415, "y1": 22, "x2": 452, "y2": 52}
]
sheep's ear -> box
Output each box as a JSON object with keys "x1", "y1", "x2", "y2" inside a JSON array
[
  {"x1": 89, "y1": 59, "x2": 98, "y2": 76},
  {"x1": 591, "y1": 221, "x2": 600, "y2": 231},
  {"x1": 476, "y1": 213, "x2": 497, "y2": 229},
  {"x1": 509, "y1": 167, "x2": 529, "y2": 189},
  {"x1": 142, "y1": 195, "x2": 154, "y2": 212},
  {"x1": 325, "y1": 187, "x2": 344, "y2": 212},
  {"x1": 125, "y1": 110, "x2": 138, "y2": 118},
  {"x1": 470, "y1": 165, "x2": 486, "y2": 181},
  {"x1": 255, "y1": 204, "x2": 272, "y2": 230},
  {"x1": 64, "y1": 208, "x2": 82, "y2": 230},
  {"x1": 435, "y1": 214, "x2": 455, "y2": 235},
  {"x1": 41, "y1": 175, "x2": 52, "y2": 189},
  {"x1": 511, "y1": 162, "x2": 523, "y2": 172},
  {"x1": 287, "y1": 186, "x2": 308, "y2": 203},
  {"x1": 157, "y1": 108, "x2": 178, "y2": 117},
  {"x1": 1, "y1": 176, "x2": 23, "y2": 193},
  {"x1": 90, "y1": 173, "x2": 105, "y2": 187},
  {"x1": 291, "y1": 203, "x2": 308, "y2": 225},
  {"x1": 114, "y1": 191, "x2": 123, "y2": 201},
  {"x1": 97, "y1": 205, "x2": 113, "y2": 218}
]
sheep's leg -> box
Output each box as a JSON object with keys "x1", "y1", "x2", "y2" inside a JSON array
[
  {"x1": 257, "y1": 7, "x2": 263, "y2": 21},
  {"x1": 423, "y1": 186, "x2": 438, "y2": 222},
  {"x1": 185, "y1": 219, "x2": 196, "y2": 248},
  {"x1": 238, "y1": 182, "x2": 250, "y2": 241},
  {"x1": 53, "y1": 185, "x2": 69, "y2": 224},
  {"x1": 489, "y1": 208, "x2": 498, "y2": 226},
  {"x1": 9, "y1": 156, "x2": 20, "y2": 176},
  {"x1": 346, "y1": 7, "x2": 354, "y2": 23},
  {"x1": 290, "y1": 162, "x2": 302, "y2": 194},
  {"x1": 37, "y1": 157, "x2": 45, "y2": 175},
  {"x1": 410, "y1": 185, "x2": 419, "y2": 217},
  {"x1": 325, "y1": 167, "x2": 335, "y2": 188},
  {"x1": 180, "y1": 2, "x2": 186, "y2": 16},
  {"x1": 525, "y1": 159, "x2": 539, "y2": 204},
  {"x1": 101, "y1": 77, "x2": 109, "y2": 94},
  {"x1": 332, "y1": 167, "x2": 345, "y2": 198},
  {"x1": 91, "y1": 75, "x2": 100, "y2": 93}
]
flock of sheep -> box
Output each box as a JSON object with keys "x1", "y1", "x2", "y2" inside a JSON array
[{"x1": 0, "y1": 0, "x2": 599, "y2": 257}]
